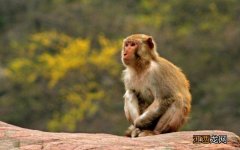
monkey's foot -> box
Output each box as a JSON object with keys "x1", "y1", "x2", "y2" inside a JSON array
[
  {"x1": 131, "y1": 128, "x2": 141, "y2": 138},
  {"x1": 125, "y1": 125, "x2": 135, "y2": 137},
  {"x1": 138, "y1": 130, "x2": 156, "y2": 137}
]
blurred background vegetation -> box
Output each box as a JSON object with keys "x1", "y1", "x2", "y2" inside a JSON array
[{"x1": 0, "y1": 0, "x2": 239, "y2": 135}]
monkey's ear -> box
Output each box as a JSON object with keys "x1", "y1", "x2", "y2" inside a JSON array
[{"x1": 146, "y1": 37, "x2": 154, "y2": 49}]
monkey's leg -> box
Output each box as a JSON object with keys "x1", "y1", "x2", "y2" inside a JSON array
[
  {"x1": 124, "y1": 90, "x2": 141, "y2": 137},
  {"x1": 124, "y1": 90, "x2": 140, "y2": 124},
  {"x1": 154, "y1": 100, "x2": 189, "y2": 133}
]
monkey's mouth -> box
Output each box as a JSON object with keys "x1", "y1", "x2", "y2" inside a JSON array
[
  {"x1": 123, "y1": 56, "x2": 130, "y2": 61},
  {"x1": 123, "y1": 57, "x2": 131, "y2": 64}
]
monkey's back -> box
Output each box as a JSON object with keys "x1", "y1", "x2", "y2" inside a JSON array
[{"x1": 156, "y1": 57, "x2": 191, "y2": 113}]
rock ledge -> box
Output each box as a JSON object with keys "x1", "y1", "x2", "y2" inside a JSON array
[{"x1": 0, "y1": 121, "x2": 239, "y2": 150}]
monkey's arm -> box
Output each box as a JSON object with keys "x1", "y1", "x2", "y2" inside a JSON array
[
  {"x1": 124, "y1": 90, "x2": 140, "y2": 124},
  {"x1": 134, "y1": 96, "x2": 175, "y2": 129}
]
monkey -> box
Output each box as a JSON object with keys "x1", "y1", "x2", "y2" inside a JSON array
[{"x1": 121, "y1": 34, "x2": 191, "y2": 138}]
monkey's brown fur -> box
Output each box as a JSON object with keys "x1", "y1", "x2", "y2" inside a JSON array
[{"x1": 122, "y1": 34, "x2": 191, "y2": 137}]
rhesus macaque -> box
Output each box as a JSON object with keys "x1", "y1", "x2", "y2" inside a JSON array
[{"x1": 121, "y1": 34, "x2": 191, "y2": 137}]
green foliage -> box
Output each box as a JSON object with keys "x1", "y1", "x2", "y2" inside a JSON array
[{"x1": 1, "y1": 31, "x2": 120, "y2": 132}]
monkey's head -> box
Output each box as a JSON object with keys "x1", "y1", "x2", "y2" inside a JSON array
[{"x1": 122, "y1": 34, "x2": 158, "y2": 67}]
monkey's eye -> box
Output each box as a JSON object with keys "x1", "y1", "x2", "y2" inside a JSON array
[
  {"x1": 131, "y1": 43, "x2": 136, "y2": 46},
  {"x1": 125, "y1": 43, "x2": 129, "y2": 47}
]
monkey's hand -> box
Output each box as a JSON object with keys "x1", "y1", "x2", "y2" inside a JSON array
[
  {"x1": 131, "y1": 128, "x2": 141, "y2": 138},
  {"x1": 134, "y1": 115, "x2": 154, "y2": 129},
  {"x1": 134, "y1": 97, "x2": 176, "y2": 129},
  {"x1": 134, "y1": 99, "x2": 160, "y2": 129}
]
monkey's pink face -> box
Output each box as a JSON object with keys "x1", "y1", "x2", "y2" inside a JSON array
[{"x1": 122, "y1": 40, "x2": 139, "y2": 65}]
